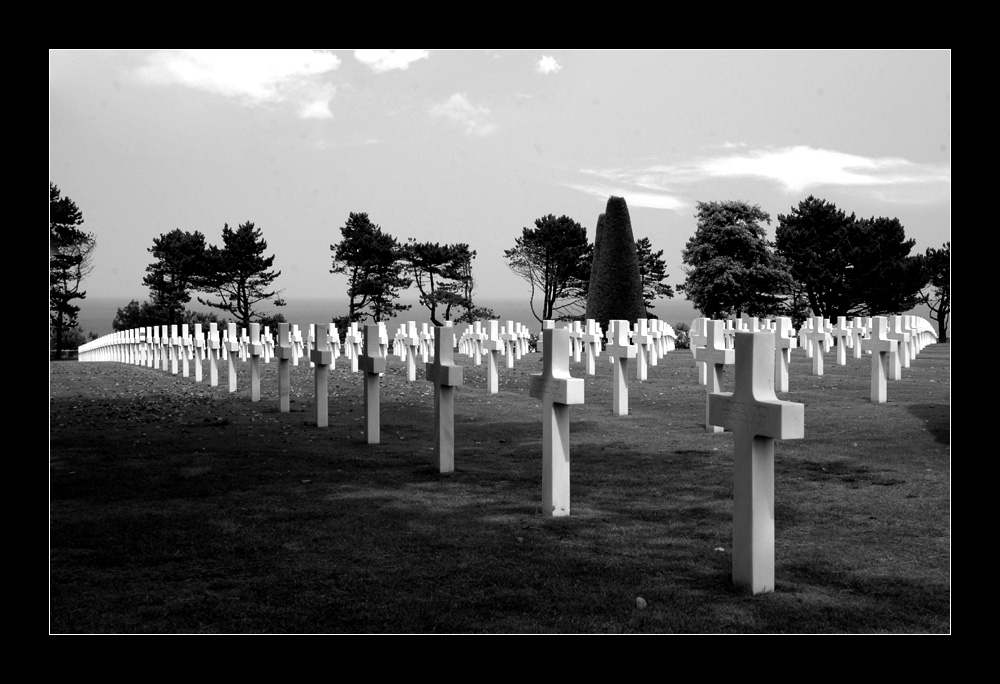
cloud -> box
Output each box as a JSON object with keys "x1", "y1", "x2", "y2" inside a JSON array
[
  {"x1": 700, "y1": 146, "x2": 950, "y2": 193},
  {"x1": 563, "y1": 181, "x2": 688, "y2": 211},
  {"x1": 535, "y1": 56, "x2": 562, "y2": 75},
  {"x1": 134, "y1": 49, "x2": 341, "y2": 118},
  {"x1": 355, "y1": 50, "x2": 429, "y2": 72},
  {"x1": 429, "y1": 93, "x2": 497, "y2": 136},
  {"x1": 570, "y1": 145, "x2": 950, "y2": 210}
]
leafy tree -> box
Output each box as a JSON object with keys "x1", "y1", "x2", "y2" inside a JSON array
[
  {"x1": 635, "y1": 236, "x2": 675, "y2": 315},
  {"x1": 920, "y1": 241, "x2": 950, "y2": 342},
  {"x1": 143, "y1": 229, "x2": 210, "y2": 324},
  {"x1": 775, "y1": 196, "x2": 926, "y2": 318},
  {"x1": 673, "y1": 322, "x2": 690, "y2": 350},
  {"x1": 679, "y1": 200, "x2": 790, "y2": 320},
  {"x1": 505, "y1": 214, "x2": 592, "y2": 323},
  {"x1": 586, "y1": 197, "x2": 646, "y2": 331},
  {"x1": 451, "y1": 246, "x2": 495, "y2": 323},
  {"x1": 50, "y1": 183, "x2": 96, "y2": 358},
  {"x1": 198, "y1": 221, "x2": 285, "y2": 330},
  {"x1": 330, "y1": 212, "x2": 412, "y2": 323},
  {"x1": 404, "y1": 240, "x2": 473, "y2": 325},
  {"x1": 113, "y1": 299, "x2": 160, "y2": 331}
]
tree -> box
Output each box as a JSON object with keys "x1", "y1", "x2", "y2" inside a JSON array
[
  {"x1": 450, "y1": 245, "x2": 495, "y2": 323},
  {"x1": 330, "y1": 212, "x2": 411, "y2": 323},
  {"x1": 404, "y1": 240, "x2": 472, "y2": 325},
  {"x1": 113, "y1": 299, "x2": 160, "y2": 332},
  {"x1": 586, "y1": 197, "x2": 646, "y2": 332},
  {"x1": 775, "y1": 196, "x2": 926, "y2": 318},
  {"x1": 679, "y1": 200, "x2": 790, "y2": 320},
  {"x1": 920, "y1": 241, "x2": 950, "y2": 342},
  {"x1": 50, "y1": 183, "x2": 96, "y2": 358},
  {"x1": 505, "y1": 214, "x2": 592, "y2": 323},
  {"x1": 143, "y1": 229, "x2": 210, "y2": 324},
  {"x1": 198, "y1": 221, "x2": 285, "y2": 330},
  {"x1": 635, "y1": 236, "x2": 674, "y2": 316}
]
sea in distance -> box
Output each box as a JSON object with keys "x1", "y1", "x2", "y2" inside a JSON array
[{"x1": 76, "y1": 294, "x2": 704, "y2": 340}]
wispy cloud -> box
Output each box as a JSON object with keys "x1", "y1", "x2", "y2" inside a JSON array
[
  {"x1": 429, "y1": 93, "x2": 497, "y2": 136},
  {"x1": 701, "y1": 146, "x2": 951, "y2": 193},
  {"x1": 134, "y1": 49, "x2": 341, "y2": 119},
  {"x1": 535, "y1": 56, "x2": 562, "y2": 75},
  {"x1": 355, "y1": 50, "x2": 429, "y2": 72},
  {"x1": 570, "y1": 145, "x2": 950, "y2": 211}
]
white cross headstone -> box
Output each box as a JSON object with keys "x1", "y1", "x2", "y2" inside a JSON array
[
  {"x1": 343, "y1": 323, "x2": 362, "y2": 372},
  {"x1": 693, "y1": 320, "x2": 735, "y2": 432},
  {"x1": 690, "y1": 317, "x2": 709, "y2": 385},
  {"x1": 569, "y1": 321, "x2": 583, "y2": 364},
  {"x1": 801, "y1": 316, "x2": 832, "y2": 376},
  {"x1": 708, "y1": 332, "x2": 805, "y2": 594},
  {"x1": 190, "y1": 323, "x2": 204, "y2": 382},
  {"x1": 832, "y1": 316, "x2": 852, "y2": 366},
  {"x1": 274, "y1": 322, "x2": 294, "y2": 412},
  {"x1": 604, "y1": 320, "x2": 636, "y2": 416},
  {"x1": 483, "y1": 320, "x2": 504, "y2": 393},
  {"x1": 226, "y1": 322, "x2": 239, "y2": 392},
  {"x1": 888, "y1": 316, "x2": 912, "y2": 372},
  {"x1": 850, "y1": 318, "x2": 867, "y2": 359},
  {"x1": 403, "y1": 321, "x2": 421, "y2": 382},
  {"x1": 207, "y1": 322, "x2": 220, "y2": 387},
  {"x1": 169, "y1": 324, "x2": 181, "y2": 375},
  {"x1": 180, "y1": 324, "x2": 193, "y2": 378},
  {"x1": 359, "y1": 324, "x2": 385, "y2": 444},
  {"x1": 426, "y1": 326, "x2": 464, "y2": 473},
  {"x1": 501, "y1": 321, "x2": 518, "y2": 369},
  {"x1": 311, "y1": 322, "x2": 335, "y2": 427},
  {"x1": 633, "y1": 319, "x2": 654, "y2": 381},
  {"x1": 529, "y1": 327, "x2": 584, "y2": 517},
  {"x1": 147, "y1": 326, "x2": 157, "y2": 368},
  {"x1": 249, "y1": 323, "x2": 263, "y2": 402},
  {"x1": 582, "y1": 319, "x2": 602, "y2": 376},
  {"x1": 862, "y1": 316, "x2": 898, "y2": 404},
  {"x1": 773, "y1": 317, "x2": 797, "y2": 393}
]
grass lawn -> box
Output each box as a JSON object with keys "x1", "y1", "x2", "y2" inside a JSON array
[{"x1": 49, "y1": 338, "x2": 950, "y2": 633}]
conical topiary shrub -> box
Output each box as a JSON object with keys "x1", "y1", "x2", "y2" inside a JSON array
[{"x1": 585, "y1": 196, "x2": 646, "y2": 334}]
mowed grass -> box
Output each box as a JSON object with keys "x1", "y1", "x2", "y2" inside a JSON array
[{"x1": 49, "y1": 339, "x2": 950, "y2": 633}]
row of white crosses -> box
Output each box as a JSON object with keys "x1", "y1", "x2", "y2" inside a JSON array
[
  {"x1": 91, "y1": 317, "x2": 951, "y2": 596},
  {"x1": 689, "y1": 313, "x2": 938, "y2": 406}
]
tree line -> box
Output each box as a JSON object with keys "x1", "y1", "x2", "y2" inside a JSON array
[
  {"x1": 50, "y1": 183, "x2": 951, "y2": 355},
  {"x1": 678, "y1": 197, "x2": 950, "y2": 340}
]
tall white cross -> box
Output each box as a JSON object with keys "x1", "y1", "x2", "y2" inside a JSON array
[
  {"x1": 359, "y1": 324, "x2": 386, "y2": 444},
  {"x1": 274, "y1": 322, "x2": 293, "y2": 412},
  {"x1": 773, "y1": 316, "x2": 797, "y2": 393},
  {"x1": 605, "y1": 320, "x2": 637, "y2": 416},
  {"x1": 582, "y1": 319, "x2": 602, "y2": 376},
  {"x1": 482, "y1": 320, "x2": 504, "y2": 393},
  {"x1": 693, "y1": 319, "x2": 734, "y2": 433},
  {"x1": 249, "y1": 323, "x2": 263, "y2": 402},
  {"x1": 801, "y1": 316, "x2": 832, "y2": 376},
  {"x1": 426, "y1": 326, "x2": 464, "y2": 473},
  {"x1": 831, "y1": 316, "x2": 852, "y2": 366},
  {"x1": 708, "y1": 332, "x2": 805, "y2": 594},
  {"x1": 310, "y1": 322, "x2": 335, "y2": 427},
  {"x1": 862, "y1": 316, "x2": 898, "y2": 404},
  {"x1": 690, "y1": 317, "x2": 710, "y2": 385},
  {"x1": 529, "y1": 327, "x2": 584, "y2": 517},
  {"x1": 226, "y1": 323, "x2": 239, "y2": 392}
]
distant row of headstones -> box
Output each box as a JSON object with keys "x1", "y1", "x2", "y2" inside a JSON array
[{"x1": 75, "y1": 312, "x2": 937, "y2": 594}]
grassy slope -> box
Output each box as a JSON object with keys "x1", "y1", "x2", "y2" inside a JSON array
[{"x1": 50, "y1": 340, "x2": 950, "y2": 633}]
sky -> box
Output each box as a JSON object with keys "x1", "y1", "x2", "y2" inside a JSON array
[{"x1": 50, "y1": 49, "x2": 951, "y2": 331}]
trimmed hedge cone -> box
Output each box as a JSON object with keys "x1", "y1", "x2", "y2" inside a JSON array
[{"x1": 585, "y1": 196, "x2": 646, "y2": 334}]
